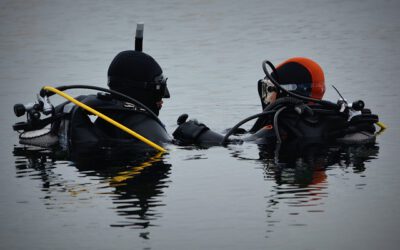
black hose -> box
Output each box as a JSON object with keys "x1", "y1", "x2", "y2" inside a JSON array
[
  {"x1": 273, "y1": 106, "x2": 287, "y2": 144},
  {"x1": 40, "y1": 85, "x2": 164, "y2": 127},
  {"x1": 264, "y1": 96, "x2": 303, "y2": 111},
  {"x1": 262, "y1": 60, "x2": 338, "y2": 109},
  {"x1": 222, "y1": 110, "x2": 277, "y2": 143},
  {"x1": 249, "y1": 97, "x2": 305, "y2": 133},
  {"x1": 265, "y1": 60, "x2": 280, "y2": 82}
]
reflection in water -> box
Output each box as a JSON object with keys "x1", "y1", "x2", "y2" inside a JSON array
[
  {"x1": 13, "y1": 146, "x2": 171, "y2": 233},
  {"x1": 231, "y1": 140, "x2": 379, "y2": 235}
]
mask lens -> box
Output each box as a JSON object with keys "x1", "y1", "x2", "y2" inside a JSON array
[
  {"x1": 154, "y1": 74, "x2": 169, "y2": 99},
  {"x1": 260, "y1": 80, "x2": 277, "y2": 104},
  {"x1": 163, "y1": 86, "x2": 170, "y2": 98},
  {"x1": 280, "y1": 83, "x2": 312, "y2": 96},
  {"x1": 261, "y1": 80, "x2": 268, "y2": 100}
]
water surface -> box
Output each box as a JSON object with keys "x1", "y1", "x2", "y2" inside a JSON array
[{"x1": 1, "y1": 0, "x2": 400, "y2": 249}]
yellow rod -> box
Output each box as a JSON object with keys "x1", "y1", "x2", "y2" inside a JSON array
[
  {"x1": 376, "y1": 121, "x2": 387, "y2": 130},
  {"x1": 43, "y1": 86, "x2": 167, "y2": 152}
]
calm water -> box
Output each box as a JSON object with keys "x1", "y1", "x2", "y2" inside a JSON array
[{"x1": 1, "y1": 0, "x2": 400, "y2": 249}]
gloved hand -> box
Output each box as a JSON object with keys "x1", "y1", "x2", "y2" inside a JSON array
[{"x1": 173, "y1": 114, "x2": 210, "y2": 144}]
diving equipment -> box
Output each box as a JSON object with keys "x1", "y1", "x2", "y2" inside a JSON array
[
  {"x1": 225, "y1": 59, "x2": 383, "y2": 144},
  {"x1": 135, "y1": 23, "x2": 144, "y2": 52},
  {"x1": 13, "y1": 86, "x2": 170, "y2": 150},
  {"x1": 174, "y1": 76, "x2": 381, "y2": 147},
  {"x1": 13, "y1": 94, "x2": 59, "y2": 132},
  {"x1": 43, "y1": 86, "x2": 167, "y2": 152}
]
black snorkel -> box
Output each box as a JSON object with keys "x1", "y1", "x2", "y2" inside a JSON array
[{"x1": 135, "y1": 23, "x2": 144, "y2": 52}]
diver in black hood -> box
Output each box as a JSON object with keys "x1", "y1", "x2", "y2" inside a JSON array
[
  {"x1": 107, "y1": 50, "x2": 170, "y2": 116},
  {"x1": 91, "y1": 49, "x2": 171, "y2": 144},
  {"x1": 173, "y1": 57, "x2": 383, "y2": 146},
  {"x1": 12, "y1": 24, "x2": 171, "y2": 152}
]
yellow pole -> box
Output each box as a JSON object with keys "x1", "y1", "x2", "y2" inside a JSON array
[
  {"x1": 43, "y1": 86, "x2": 167, "y2": 152},
  {"x1": 376, "y1": 121, "x2": 387, "y2": 130}
]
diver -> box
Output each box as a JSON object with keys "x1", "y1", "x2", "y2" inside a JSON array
[
  {"x1": 12, "y1": 24, "x2": 171, "y2": 152},
  {"x1": 173, "y1": 57, "x2": 382, "y2": 146}
]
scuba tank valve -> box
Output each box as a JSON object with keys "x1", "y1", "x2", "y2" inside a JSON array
[
  {"x1": 38, "y1": 95, "x2": 54, "y2": 115},
  {"x1": 13, "y1": 94, "x2": 54, "y2": 117},
  {"x1": 332, "y1": 85, "x2": 364, "y2": 111},
  {"x1": 13, "y1": 94, "x2": 56, "y2": 131},
  {"x1": 14, "y1": 102, "x2": 41, "y2": 117}
]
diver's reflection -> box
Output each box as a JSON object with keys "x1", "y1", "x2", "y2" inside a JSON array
[
  {"x1": 13, "y1": 145, "x2": 172, "y2": 231},
  {"x1": 263, "y1": 141, "x2": 379, "y2": 229},
  {"x1": 230, "y1": 140, "x2": 379, "y2": 233},
  {"x1": 72, "y1": 147, "x2": 172, "y2": 229},
  {"x1": 259, "y1": 141, "x2": 380, "y2": 185}
]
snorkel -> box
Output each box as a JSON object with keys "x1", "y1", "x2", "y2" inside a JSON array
[{"x1": 135, "y1": 23, "x2": 144, "y2": 52}]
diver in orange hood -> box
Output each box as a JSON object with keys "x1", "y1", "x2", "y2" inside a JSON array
[{"x1": 173, "y1": 57, "x2": 380, "y2": 146}]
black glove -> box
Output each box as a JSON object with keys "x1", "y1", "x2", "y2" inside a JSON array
[{"x1": 173, "y1": 114, "x2": 210, "y2": 144}]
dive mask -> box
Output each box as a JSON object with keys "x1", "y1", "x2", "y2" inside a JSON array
[
  {"x1": 108, "y1": 73, "x2": 170, "y2": 99},
  {"x1": 259, "y1": 79, "x2": 277, "y2": 105},
  {"x1": 153, "y1": 74, "x2": 170, "y2": 99},
  {"x1": 259, "y1": 79, "x2": 313, "y2": 104}
]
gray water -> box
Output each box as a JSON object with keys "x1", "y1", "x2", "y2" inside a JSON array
[{"x1": 1, "y1": 0, "x2": 400, "y2": 249}]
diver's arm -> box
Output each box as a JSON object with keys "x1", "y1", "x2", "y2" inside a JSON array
[
  {"x1": 172, "y1": 113, "x2": 272, "y2": 146},
  {"x1": 172, "y1": 114, "x2": 225, "y2": 145}
]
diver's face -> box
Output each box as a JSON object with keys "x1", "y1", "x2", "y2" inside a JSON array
[
  {"x1": 156, "y1": 100, "x2": 163, "y2": 110},
  {"x1": 261, "y1": 79, "x2": 277, "y2": 105}
]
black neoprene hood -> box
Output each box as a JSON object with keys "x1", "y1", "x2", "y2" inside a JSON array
[
  {"x1": 108, "y1": 50, "x2": 163, "y2": 85},
  {"x1": 107, "y1": 50, "x2": 168, "y2": 115}
]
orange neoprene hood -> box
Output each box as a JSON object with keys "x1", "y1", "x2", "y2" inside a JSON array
[{"x1": 275, "y1": 57, "x2": 326, "y2": 100}]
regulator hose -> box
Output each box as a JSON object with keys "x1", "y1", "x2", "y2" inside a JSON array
[
  {"x1": 274, "y1": 106, "x2": 287, "y2": 144},
  {"x1": 249, "y1": 96, "x2": 307, "y2": 133},
  {"x1": 40, "y1": 85, "x2": 164, "y2": 128},
  {"x1": 264, "y1": 96, "x2": 304, "y2": 112},
  {"x1": 222, "y1": 110, "x2": 277, "y2": 143}
]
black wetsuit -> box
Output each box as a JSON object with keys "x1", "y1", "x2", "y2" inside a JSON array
[{"x1": 52, "y1": 93, "x2": 170, "y2": 150}]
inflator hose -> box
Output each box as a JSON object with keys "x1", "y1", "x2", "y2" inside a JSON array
[{"x1": 274, "y1": 106, "x2": 287, "y2": 144}]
